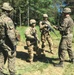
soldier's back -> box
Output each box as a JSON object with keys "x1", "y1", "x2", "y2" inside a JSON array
[
  {"x1": 1, "y1": 13, "x2": 16, "y2": 48},
  {"x1": 0, "y1": 16, "x2": 6, "y2": 39}
]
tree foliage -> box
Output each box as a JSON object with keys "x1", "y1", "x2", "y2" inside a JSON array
[{"x1": 0, "y1": 0, "x2": 66, "y2": 25}]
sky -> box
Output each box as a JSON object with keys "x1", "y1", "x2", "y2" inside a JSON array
[{"x1": 56, "y1": 1, "x2": 67, "y2": 13}]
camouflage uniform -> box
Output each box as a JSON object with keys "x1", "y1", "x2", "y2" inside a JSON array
[
  {"x1": 25, "y1": 19, "x2": 40, "y2": 63},
  {"x1": 55, "y1": 7, "x2": 74, "y2": 67},
  {"x1": 39, "y1": 14, "x2": 53, "y2": 55},
  {"x1": 0, "y1": 2, "x2": 16, "y2": 75}
]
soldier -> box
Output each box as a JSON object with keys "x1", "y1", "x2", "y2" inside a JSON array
[
  {"x1": 39, "y1": 14, "x2": 53, "y2": 55},
  {"x1": 25, "y1": 19, "x2": 40, "y2": 63},
  {"x1": 0, "y1": 2, "x2": 16, "y2": 75},
  {"x1": 54, "y1": 7, "x2": 74, "y2": 67}
]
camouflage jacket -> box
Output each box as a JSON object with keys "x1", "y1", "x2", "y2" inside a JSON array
[
  {"x1": 0, "y1": 13, "x2": 16, "y2": 47},
  {"x1": 25, "y1": 27, "x2": 39, "y2": 40},
  {"x1": 58, "y1": 15, "x2": 74, "y2": 36},
  {"x1": 39, "y1": 20, "x2": 51, "y2": 33}
]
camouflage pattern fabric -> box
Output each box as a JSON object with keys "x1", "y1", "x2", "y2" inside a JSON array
[
  {"x1": 39, "y1": 20, "x2": 53, "y2": 54},
  {"x1": 0, "y1": 13, "x2": 16, "y2": 74},
  {"x1": 0, "y1": 49, "x2": 4, "y2": 73},
  {"x1": 25, "y1": 27, "x2": 40, "y2": 62},
  {"x1": 0, "y1": 48, "x2": 16, "y2": 74},
  {"x1": 58, "y1": 15, "x2": 74, "y2": 62}
]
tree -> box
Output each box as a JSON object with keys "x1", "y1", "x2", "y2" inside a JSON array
[{"x1": 0, "y1": 0, "x2": 64, "y2": 26}]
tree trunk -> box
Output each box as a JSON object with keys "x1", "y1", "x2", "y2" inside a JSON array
[{"x1": 19, "y1": 7, "x2": 22, "y2": 26}]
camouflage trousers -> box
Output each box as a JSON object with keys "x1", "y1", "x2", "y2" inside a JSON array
[
  {"x1": 0, "y1": 47, "x2": 16, "y2": 74},
  {"x1": 41, "y1": 33, "x2": 53, "y2": 54},
  {"x1": 26, "y1": 40, "x2": 41, "y2": 62},
  {"x1": 58, "y1": 34, "x2": 74, "y2": 62}
]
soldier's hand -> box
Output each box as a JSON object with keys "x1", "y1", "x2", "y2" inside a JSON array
[
  {"x1": 53, "y1": 26, "x2": 58, "y2": 30},
  {"x1": 42, "y1": 24, "x2": 47, "y2": 28},
  {"x1": 45, "y1": 25, "x2": 48, "y2": 27},
  {"x1": 8, "y1": 51, "x2": 16, "y2": 58}
]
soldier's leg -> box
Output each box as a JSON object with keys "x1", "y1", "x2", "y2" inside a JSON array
[
  {"x1": 41, "y1": 36, "x2": 46, "y2": 55},
  {"x1": 26, "y1": 40, "x2": 34, "y2": 62},
  {"x1": 0, "y1": 50, "x2": 4, "y2": 74},
  {"x1": 47, "y1": 35, "x2": 53, "y2": 54},
  {"x1": 41, "y1": 34, "x2": 46, "y2": 55},
  {"x1": 0, "y1": 49, "x2": 8, "y2": 75},
  {"x1": 58, "y1": 49, "x2": 66, "y2": 63},
  {"x1": 67, "y1": 48, "x2": 74, "y2": 63},
  {"x1": 34, "y1": 43, "x2": 41, "y2": 57},
  {"x1": 67, "y1": 37, "x2": 74, "y2": 63},
  {"x1": 8, "y1": 56, "x2": 16, "y2": 75},
  {"x1": 55, "y1": 38, "x2": 67, "y2": 67},
  {"x1": 28, "y1": 45, "x2": 34, "y2": 62},
  {"x1": 58, "y1": 38, "x2": 67, "y2": 62}
]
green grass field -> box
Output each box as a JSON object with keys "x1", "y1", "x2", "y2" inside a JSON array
[
  {"x1": 14, "y1": 26, "x2": 74, "y2": 75},
  {"x1": 16, "y1": 26, "x2": 61, "y2": 41}
]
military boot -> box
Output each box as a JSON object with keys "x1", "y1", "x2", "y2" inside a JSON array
[
  {"x1": 27, "y1": 57, "x2": 33, "y2": 64},
  {"x1": 54, "y1": 61, "x2": 63, "y2": 67}
]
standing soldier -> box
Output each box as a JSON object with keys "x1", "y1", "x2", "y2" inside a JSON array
[
  {"x1": 54, "y1": 7, "x2": 74, "y2": 67},
  {"x1": 0, "y1": 2, "x2": 16, "y2": 75},
  {"x1": 25, "y1": 19, "x2": 40, "y2": 63},
  {"x1": 39, "y1": 14, "x2": 53, "y2": 55}
]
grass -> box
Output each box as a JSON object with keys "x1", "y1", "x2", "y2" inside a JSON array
[
  {"x1": 63, "y1": 64, "x2": 74, "y2": 75},
  {"x1": 16, "y1": 61, "x2": 57, "y2": 75},
  {"x1": 14, "y1": 26, "x2": 74, "y2": 75},
  {"x1": 16, "y1": 61, "x2": 49, "y2": 75},
  {"x1": 16, "y1": 26, "x2": 27, "y2": 41},
  {"x1": 16, "y1": 26, "x2": 61, "y2": 41}
]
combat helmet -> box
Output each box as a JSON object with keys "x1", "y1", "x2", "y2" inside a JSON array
[
  {"x1": 63, "y1": 7, "x2": 71, "y2": 13},
  {"x1": 43, "y1": 14, "x2": 48, "y2": 17},
  {"x1": 30, "y1": 19, "x2": 36, "y2": 25},
  {"x1": 2, "y1": 2, "x2": 13, "y2": 11}
]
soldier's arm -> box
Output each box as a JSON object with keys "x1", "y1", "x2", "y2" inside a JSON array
[
  {"x1": 58, "y1": 18, "x2": 69, "y2": 32},
  {"x1": 5, "y1": 19, "x2": 16, "y2": 46},
  {"x1": 39, "y1": 21, "x2": 46, "y2": 29},
  {"x1": 47, "y1": 21, "x2": 53, "y2": 28},
  {"x1": 0, "y1": 20, "x2": 11, "y2": 51},
  {"x1": 0, "y1": 39, "x2": 11, "y2": 51},
  {"x1": 25, "y1": 28, "x2": 34, "y2": 39}
]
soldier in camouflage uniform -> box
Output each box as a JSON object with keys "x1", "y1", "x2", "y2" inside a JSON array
[
  {"x1": 25, "y1": 19, "x2": 40, "y2": 63},
  {"x1": 39, "y1": 14, "x2": 53, "y2": 55},
  {"x1": 0, "y1": 2, "x2": 16, "y2": 75},
  {"x1": 54, "y1": 7, "x2": 74, "y2": 67}
]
